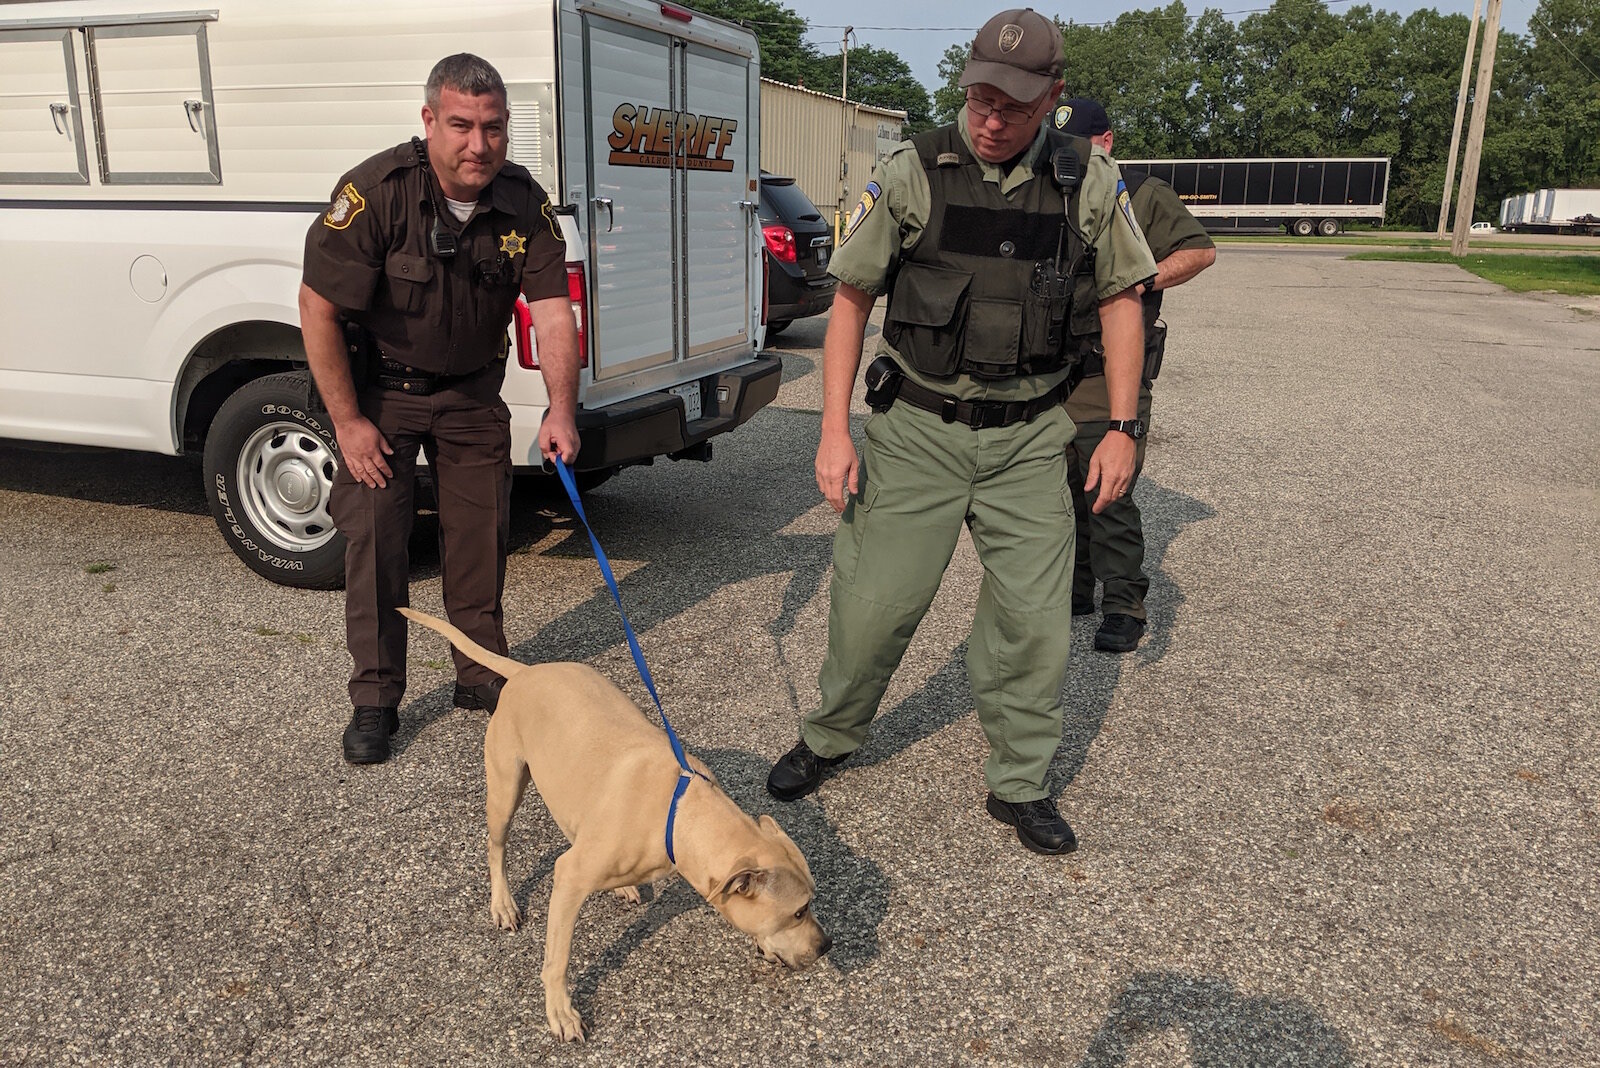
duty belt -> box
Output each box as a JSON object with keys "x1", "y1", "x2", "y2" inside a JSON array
[
  {"x1": 375, "y1": 358, "x2": 464, "y2": 396},
  {"x1": 891, "y1": 374, "x2": 1070, "y2": 430}
]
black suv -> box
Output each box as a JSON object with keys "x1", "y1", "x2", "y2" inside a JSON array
[{"x1": 759, "y1": 172, "x2": 836, "y2": 336}]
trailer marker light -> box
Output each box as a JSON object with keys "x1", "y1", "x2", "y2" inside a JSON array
[{"x1": 660, "y1": 3, "x2": 693, "y2": 22}]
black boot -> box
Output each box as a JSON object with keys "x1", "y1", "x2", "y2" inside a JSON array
[
  {"x1": 454, "y1": 679, "x2": 504, "y2": 714},
  {"x1": 986, "y1": 794, "x2": 1078, "y2": 855},
  {"x1": 1094, "y1": 613, "x2": 1146, "y2": 653},
  {"x1": 766, "y1": 739, "x2": 852, "y2": 801},
  {"x1": 343, "y1": 705, "x2": 399, "y2": 765}
]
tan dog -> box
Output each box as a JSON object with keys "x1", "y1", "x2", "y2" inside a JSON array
[{"x1": 398, "y1": 609, "x2": 831, "y2": 1041}]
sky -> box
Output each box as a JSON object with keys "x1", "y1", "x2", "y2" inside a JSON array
[{"x1": 793, "y1": 0, "x2": 1538, "y2": 96}]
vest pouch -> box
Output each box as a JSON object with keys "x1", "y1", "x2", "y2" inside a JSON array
[
  {"x1": 1068, "y1": 269, "x2": 1100, "y2": 339},
  {"x1": 884, "y1": 261, "x2": 971, "y2": 377},
  {"x1": 961, "y1": 297, "x2": 1023, "y2": 379},
  {"x1": 1021, "y1": 260, "x2": 1071, "y2": 368}
]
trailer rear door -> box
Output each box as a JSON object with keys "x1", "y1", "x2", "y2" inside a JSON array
[{"x1": 559, "y1": 0, "x2": 758, "y2": 407}]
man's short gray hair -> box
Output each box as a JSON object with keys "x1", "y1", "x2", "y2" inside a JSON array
[{"x1": 425, "y1": 54, "x2": 507, "y2": 109}]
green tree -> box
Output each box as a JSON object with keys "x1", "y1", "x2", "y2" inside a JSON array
[
  {"x1": 808, "y1": 44, "x2": 934, "y2": 132},
  {"x1": 688, "y1": 0, "x2": 823, "y2": 86}
]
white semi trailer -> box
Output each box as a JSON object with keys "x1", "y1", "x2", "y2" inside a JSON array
[
  {"x1": 1119, "y1": 156, "x2": 1390, "y2": 236},
  {"x1": 1499, "y1": 189, "x2": 1600, "y2": 235}
]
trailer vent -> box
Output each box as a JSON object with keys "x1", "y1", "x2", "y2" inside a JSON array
[{"x1": 510, "y1": 109, "x2": 542, "y2": 175}]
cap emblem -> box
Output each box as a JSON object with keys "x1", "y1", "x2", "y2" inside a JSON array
[
  {"x1": 998, "y1": 24, "x2": 1024, "y2": 52},
  {"x1": 1055, "y1": 105, "x2": 1073, "y2": 129}
]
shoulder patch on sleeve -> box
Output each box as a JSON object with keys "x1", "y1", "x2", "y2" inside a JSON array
[
  {"x1": 841, "y1": 181, "x2": 881, "y2": 244},
  {"x1": 540, "y1": 200, "x2": 563, "y2": 242},
  {"x1": 323, "y1": 182, "x2": 367, "y2": 230},
  {"x1": 1115, "y1": 180, "x2": 1146, "y2": 244}
]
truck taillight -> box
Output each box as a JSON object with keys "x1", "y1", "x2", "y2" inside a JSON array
[
  {"x1": 513, "y1": 267, "x2": 590, "y2": 370},
  {"x1": 567, "y1": 263, "x2": 589, "y2": 368},
  {"x1": 762, "y1": 224, "x2": 797, "y2": 263}
]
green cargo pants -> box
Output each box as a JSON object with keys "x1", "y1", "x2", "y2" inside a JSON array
[
  {"x1": 801, "y1": 399, "x2": 1078, "y2": 803},
  {"x1": 1065, "y1": 373, "x2": 1153, "y2": 620}
]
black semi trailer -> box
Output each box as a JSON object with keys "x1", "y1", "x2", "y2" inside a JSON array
[{"x1": 1119, "y1": 157, "x2": 1390, "y2": 236}]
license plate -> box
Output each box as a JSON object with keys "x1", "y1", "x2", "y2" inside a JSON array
[
  {"x1": 670, "y1": 381, "x2": 702, "y2": 422},
  {"x1": 816, "y1": 247, "x2": 829, "y2": 269}
]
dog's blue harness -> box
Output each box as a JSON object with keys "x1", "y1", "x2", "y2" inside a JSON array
[{"x1": 553, "y1": 457, "x2": 709, "y2": 865}]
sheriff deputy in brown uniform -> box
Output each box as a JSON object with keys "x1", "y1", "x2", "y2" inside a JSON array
[
  {"x1": 299, "y1": 54, "x2": 581, "y2": 765},
  {"x1": 1057, "y1": 98, "x2": 1216, "y2": 653}
]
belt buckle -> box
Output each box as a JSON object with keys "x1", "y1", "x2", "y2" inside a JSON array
[{"x1": 968, "y1": 400, "x2": 1007, "y2": 430}]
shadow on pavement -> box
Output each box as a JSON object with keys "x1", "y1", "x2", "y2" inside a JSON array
[
  {"x1": 1077, "y1": 971, "x2": 1354, "y2": 1067},
  {"x1": 1052, "y1": 479, "x2": 1215, "y2": 793}
]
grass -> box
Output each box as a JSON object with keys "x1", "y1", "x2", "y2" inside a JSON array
[
  {"x1": 1345, "y1": 250, "x2": 1600, "y2": 295},
  {"x1": 1215, "y1": 233, "x2": 1596, "y2": 251},
  {"x1": 83, "y1": 562, "x2": 115, "y2": 575}
]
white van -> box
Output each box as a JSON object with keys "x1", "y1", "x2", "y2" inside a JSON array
[{"x1": 0, "y1": 0, "x2": 777, "y2": 587}]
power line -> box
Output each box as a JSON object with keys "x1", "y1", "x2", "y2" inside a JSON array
[{"x1": 1524, "y1": 8, "x2": 1600, "y2": 84}]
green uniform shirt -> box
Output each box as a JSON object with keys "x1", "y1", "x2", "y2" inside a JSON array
[
  {"x1": 829, "y1": 120, "x2": 1157, "y2": 402},
  {"x1": 1130, "y1": 175, "x2": 1214, "y2": 262}
]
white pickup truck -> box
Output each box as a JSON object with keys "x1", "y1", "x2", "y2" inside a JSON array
[{"x1": 0, "y1": 0, "x2": 779, "y2": 587}]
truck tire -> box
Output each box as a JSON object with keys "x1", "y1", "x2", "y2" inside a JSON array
[
  {"x1": 203, "y1": 371, "x2": 346, "y2": 589},
  {"x1": 1290, "y1": 218, "x2": 1316, "y2": 237},
  {"x1": 1317, "y1": 218, "x2": 1340, "y2": 236}
]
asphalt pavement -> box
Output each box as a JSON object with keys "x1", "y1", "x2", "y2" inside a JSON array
[{"x1": 2, "y1": 248, "x2": 1596, "y2": 1066}]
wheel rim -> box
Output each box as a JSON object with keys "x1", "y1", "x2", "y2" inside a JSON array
[{"x1": 236, "y1": 421, "x2": 339, "y2": 553}]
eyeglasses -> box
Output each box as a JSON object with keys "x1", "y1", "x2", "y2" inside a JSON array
[{"x1": 966, "y1": 93, "x2": 1039, "y2": 126}]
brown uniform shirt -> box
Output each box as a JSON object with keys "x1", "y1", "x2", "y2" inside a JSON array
[{"x1": 302, "y1": 141, "x2": 567, "y2": 376}]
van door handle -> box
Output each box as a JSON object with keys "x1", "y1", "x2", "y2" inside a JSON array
[
  {"x1": 183, "y1": 99, "x2": 204, "y2": 133},
  {"x1": 591, "y1": 196, "x2": 614, "y2": 233},
  {"x1": 50, "y1": 102, "x2": 70, "y2": 136}
]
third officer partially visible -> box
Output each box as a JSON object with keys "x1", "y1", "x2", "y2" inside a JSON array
[{"x1": 1057, "y1": 97, "x2": 1216, "y2": 653}]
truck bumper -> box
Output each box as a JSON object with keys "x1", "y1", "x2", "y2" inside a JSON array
[{"x1": 568, "y1": 354, "x2": 782, "y2": 472}]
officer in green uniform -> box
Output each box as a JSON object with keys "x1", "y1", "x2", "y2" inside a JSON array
[
  {"x1": 1057, "y1": 99, "x2": 1216, "y2": 653},
  {"x1": 300, "y1": 54, "x2": 581, "y2": 765},
  {"x1": 765, "y1": 9, "x2": 1157, "y2": 855}
]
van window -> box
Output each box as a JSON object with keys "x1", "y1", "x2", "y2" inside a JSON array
[
  {"x1": 0, "y1": 29, "x2": 91, "y2": 184},
  {"x1": 87, "y1": 22, "x2": 220, "y2": 184}
]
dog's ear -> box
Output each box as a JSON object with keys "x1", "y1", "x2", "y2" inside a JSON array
[
  {"x1": 712, "y1": 864, "x2": 768, "y2": 902},
  {"x1": 757, "y1": 814, "x2": 781, "y2": 836}
]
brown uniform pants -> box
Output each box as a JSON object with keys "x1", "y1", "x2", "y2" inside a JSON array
[{"x1": 329, "y1": 364, "x2": 512, "y2": 708}]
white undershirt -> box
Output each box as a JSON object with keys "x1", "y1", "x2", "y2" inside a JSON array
[{"x1": 444, "y1": 196, "x2": 475, "y2": 223}]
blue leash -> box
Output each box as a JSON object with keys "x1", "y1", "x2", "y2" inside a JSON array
[{"x1": 552, "y1": 456, "x2": 706, "y2": 865}]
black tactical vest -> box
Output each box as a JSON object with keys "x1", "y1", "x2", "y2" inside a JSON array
[{"x1": 883, "y1": 125, "x2": 1100, "y2": 380}]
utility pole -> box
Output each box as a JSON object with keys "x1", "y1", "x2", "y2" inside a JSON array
[
  {"x1": 837, "y1": 26, "x2": 853, "y2": 243},
  {"x1": 1437, "y1": 0, "x2": 1484, "y2": 238},
  {"x1": 1450, "y1": 0, "x2": 1504, "y2": 256}
]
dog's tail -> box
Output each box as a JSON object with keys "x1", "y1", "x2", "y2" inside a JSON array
[{"x1": 397, "y1": 608, "x2": 525, "y2": 680}]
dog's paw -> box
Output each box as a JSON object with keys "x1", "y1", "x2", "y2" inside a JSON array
[
  {"x1": 490, "y1": 892, "x2": 522, "y2": 932},
  {"x1": 612, "y1": 885, "x2": 642, "y2": 905},
  {"x1": 546, "y1": 998, "x2": 585, "y2": 1042}
]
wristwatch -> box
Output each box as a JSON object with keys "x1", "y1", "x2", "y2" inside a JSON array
[{"x1": 1107, "y1": 418, "x2": 1147, "y2": 440}]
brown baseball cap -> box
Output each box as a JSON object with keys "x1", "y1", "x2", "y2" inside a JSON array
[{"x1": 958, "y1": 8, "x2": 1065, "y2": 103}]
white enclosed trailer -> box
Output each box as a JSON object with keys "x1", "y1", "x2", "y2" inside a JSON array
[
  {"x1": 0, "y1": 0, "x2": 778, "y2": 587},
  {"x1": 1499, "y1": 188, "x2": 1600, "y2": 235}
]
